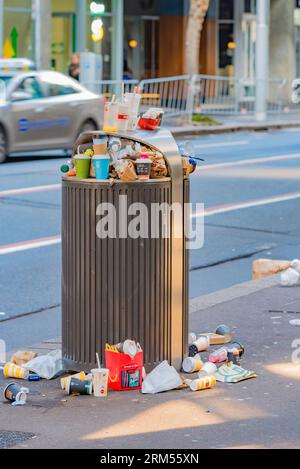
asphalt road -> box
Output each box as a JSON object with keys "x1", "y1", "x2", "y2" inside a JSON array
[{"x1": 1, "y1": 128, "x2": 300, "y2": 351}]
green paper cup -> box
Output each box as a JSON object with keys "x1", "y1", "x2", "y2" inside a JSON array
[{"x1": 74, "y1": 156, "x2": 91, "y2": 180}]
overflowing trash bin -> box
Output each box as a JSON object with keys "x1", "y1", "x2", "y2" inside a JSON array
[{"x1": 62, "y1": 129, "x2": 191, "y2": 372}]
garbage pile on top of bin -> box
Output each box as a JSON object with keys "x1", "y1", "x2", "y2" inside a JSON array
[
  {"x1": 61, "y1": 87, "x2": 198, "y2": 182},
  {"x1": 61, "y1": 132, "x2": 198, "y2": 182}
]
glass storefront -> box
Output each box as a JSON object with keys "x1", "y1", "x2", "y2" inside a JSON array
[{"x1": 3, "y1": 0, "x2": 33, "y2": 59}]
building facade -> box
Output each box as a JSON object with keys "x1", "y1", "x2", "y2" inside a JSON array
[{"x1": 0, "y1": 0, "x2": 298, "y2": 81}]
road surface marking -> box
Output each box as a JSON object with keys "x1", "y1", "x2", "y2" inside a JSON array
[
  {"x1": 0, "y1": 184, "x2": 61, "y2": 198},
  {"x1": 0, "y1": 235, "x2": 61, "y2": 256},
  {"x1": 198, "y1": 152, "x2": 300, "y2": 172},
  {"x1": 193, "y1": 191, "x2": 300, "y2": 218},
  {"x1": 194, "y1": 140, "x2": 249, "y2": 149}
]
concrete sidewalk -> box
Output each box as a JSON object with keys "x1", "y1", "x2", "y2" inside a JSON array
[
  {"x1": 1, "y1": 276, "x2": 300, "y2": 449},
  {"x1": 168, "y1": 115, "x2": 300, "y2": 137}
]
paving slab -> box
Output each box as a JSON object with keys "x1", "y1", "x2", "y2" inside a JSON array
[{"x1": 1, "y1": 277, "x2": 300, "y2": 449}]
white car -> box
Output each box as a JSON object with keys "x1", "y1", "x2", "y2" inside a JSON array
[{"x1": 0, "y1": 70, "x2": 103, "y2": 163}]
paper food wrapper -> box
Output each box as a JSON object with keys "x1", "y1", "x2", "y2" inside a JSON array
[
  {"x1": 11, "y1": 351, "x2": 38, "y2": 367},
  {"x1": 215, "y1": 363, "x2": 257, "y2": 383},
  {"x1": 116, "y1": 160, "x2": 137, "y2": 182},
  {"x1": 151, "y1": 158, "x2": 168, "y2": 179}
]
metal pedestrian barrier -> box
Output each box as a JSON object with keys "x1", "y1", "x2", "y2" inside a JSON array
[
  {"x1": 191, "y1": 74, "x2": 292, "y2": 116},
  {"x1": 139, "y1": 75, "x2": 192, "y2": 117},
  {"x1": 82, "y1": 75, "x2": 300, "y2": 120}
]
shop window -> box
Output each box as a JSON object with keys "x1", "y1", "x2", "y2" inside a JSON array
[
  {"x1": 218, "y1": 23, "x2": 234, "y2": 73},
  {"x1": 245, "y1": 0, "x2": 256, "y2": 14},
  {"x1": 3, "y1": 0, "x2": 33, "y2": 60},
  {"x1": 219, "y1": 0, "x2": 234, "y2": 20}
]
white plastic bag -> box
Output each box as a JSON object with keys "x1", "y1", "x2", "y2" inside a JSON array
[
  {"x1": 142, "y1": 361, "x2": 182, "y2": 394},
  {"x1": 281, "y1": 268, "x2": 300, "y2": 287},
  {"x1": 24, "y1": 350, "x2": 63, "y2": 380}
]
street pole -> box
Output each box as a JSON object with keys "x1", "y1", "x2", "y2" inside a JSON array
[
  {"x1": 76, "y1": 0, "x2": 87, "y2": 52},
  {"x1": 0, "y1": 0, "x2": 4, "y2": 57},
  {"x1": 111, "y1": 0, "x2": 124, "y2": 82},
  {"x1": 256, "y1": 0, "x2": 270, "y2": 122},
  {"x1": 33, "y1": 0, "x2": 51, "y2": 70}
]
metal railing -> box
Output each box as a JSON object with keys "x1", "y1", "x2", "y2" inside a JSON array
[
  {"x1": 139, "y1": 75, "x2": 192, "y2": 117},
  {"x1": 191, "y1": 75, "x2": 290, "y2": 116},
  {"x1": 82, "y1": 75, "x2": 300, "y2": 120}
]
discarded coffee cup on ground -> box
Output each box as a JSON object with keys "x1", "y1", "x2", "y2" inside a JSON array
[
  {"x1": 227, "y1": 342, "x2": 245, "y2": 358},
  {"x1": 3, "y1": 363, "x2": 29, "y2": 380},
  {"x1": 4, "y1": 383, "x2": 29, "y2": 406},
  {"x1": 66, "y1": 378, "x2": 93, "y2": 396},
  {"x1": 193, "y1": 336, "x2": 210, "y2": 353},
  {"x1": 92, "y1": 368, "x2": 109, "y2": 397},
  {"x1": 182, "y1": 357, "x2": 203, "y2": 374},
  {"x1": 188, "y1": 333, "x2": 197, "y2": 345},
  {"x1": 61, "y1": 372, "x2": 87, "y2": 391},
  {"x1": 190, "y1": 376, "x2": 216, "y2": 392},
  {"x1": 198, "y1": 362, "x2": 217, "y2": 378},
  {"x1": 189, "y1": 345, "x2": 199, "y2": 357}
]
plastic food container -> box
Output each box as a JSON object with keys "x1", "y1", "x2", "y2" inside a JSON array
[{"x1": 138, "y1": 117, "x2": 161, "y2": 131}]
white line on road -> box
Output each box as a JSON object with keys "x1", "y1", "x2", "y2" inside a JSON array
[
  {"x1": 199, "y1": 152, "x2": 300, "y2": 172},
  {"x1": 0, "y1": 184, "x2": 61, "y2": 198},
  {"x1": 194, "y1": 140, "x2": 249, "y2": 149},
  {"x1": 0, "y1": 235, "x2": 61, "y2": 256},
  {"x1": 2, "y1": 190, "x2": 300, "y2": 255},
  {"x1": 193, "y1": 191, "x2": 300, "y2": 218}
]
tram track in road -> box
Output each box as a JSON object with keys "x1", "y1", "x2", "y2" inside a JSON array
[
  {"x1": 0, "y1": 304, "x2": 61, "y2": 323},
  {"x1": 0, "y1": 197, "x2": 60, "y2": 210}
]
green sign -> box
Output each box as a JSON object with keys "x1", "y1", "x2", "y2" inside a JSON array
[{"x1": 10, "y1": 27, "x2": 19, "y2": 58}]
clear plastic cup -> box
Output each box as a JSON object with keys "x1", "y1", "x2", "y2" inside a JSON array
[{"x1": 103, "y1": 102, "x2": 118, "y2": 132}]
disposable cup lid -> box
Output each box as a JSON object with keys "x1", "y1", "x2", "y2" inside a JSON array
[
  {"x1": 91, "y1": 368, "x2": 109, "y2": 374},
  {"x1": 74, "y1": 155, "x2": 91, "y2": 160},
  {"x1": 136, "y1": 158, "x2": 152, "y2": 164},
  {"x1": 93, "y1": 155, "x2": 111, "y2": 160}
]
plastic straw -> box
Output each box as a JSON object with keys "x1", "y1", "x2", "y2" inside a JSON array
[
  {"x1": 122, "y1": 82, "x2": 125, "y2": 103},
  {"x1": 96, "y1": 353, "x2": 101, "y2": 370}
]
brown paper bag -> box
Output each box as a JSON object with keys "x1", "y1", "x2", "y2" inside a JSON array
[
  {"x1": 11, "y1": 351, "x2": 37, "y2": 367},
  {"x1": 117, "y1": 160, "x2": 137, "y2": 182}
]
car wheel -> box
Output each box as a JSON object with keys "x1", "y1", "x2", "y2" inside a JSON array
[
  {"x1": 78, "y1": 120, "x2": 98, "y2": 136},
  {"x1": 0, "y1": 127, "x2": 7, "y2": 164}
]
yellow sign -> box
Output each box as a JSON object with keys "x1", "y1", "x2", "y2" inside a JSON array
[{"x1": 2, "y1": 38, "x2": 15, "y2": 59}]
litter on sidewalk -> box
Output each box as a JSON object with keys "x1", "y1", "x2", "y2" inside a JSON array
[
  {"x1": 215, "y1": 364, "x2": 257, "y2": 384},
  {"x1": 142, "y1": 361, "x2": 182, "y2": 394},
  {"x1": 3, "y1": 383, "x2": 29, "y2": 406}
]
